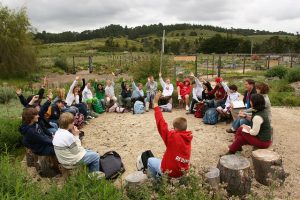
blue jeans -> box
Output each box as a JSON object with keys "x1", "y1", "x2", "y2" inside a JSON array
[
  {"x1": 48, "y1": 122, "x2": 58, "y2": 135},
  {"x1": 147, "y1": 157, "x2": 161, "y2": 178},
  {"x1": 232, "y1": 117, "x2": 251, "y2": 130},
  {"x1": 146, "y1": 92, "x2": 155, "y2": 103},
  {"x1": 80, "y1": 150, "x2": 100, "y2": 172}
]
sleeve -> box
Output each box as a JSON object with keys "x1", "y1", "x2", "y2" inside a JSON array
[
  {"x1": 154, "y1": 107, "x2": 170, "y2": 146},
  {"x1": 68, "y1": 80, "x2": 78, "y2": 97},
  {"x1": 39, "y1": 100, "x2": 51, "y2": 117},
  {"x1": 192, "y1": 89, "x2": 198, "y2": 101},
  {"x1": 208, "y1": 86, "x2": 218, "y2": 95},
  {"x1": 221, "y1": 82, "x2": 230, "y2": 94},
  {"x1": 249, "y1": 116, "x2": 264, "y2": 136},
  {"x1": 80, "y1": 78, "x2": 85, "y2": 92},
  {"x1": 169, "y1": 84, "x2": 174, "y2": 95},
  {"x1": 159, "y1": 77, "x2": 165, "y2": 88},
  {"x1": 195, "y1": 77, "x2": 203, "y2": 89},
  {"x1": 153, "y1": 82, "x2": 158, "y2": 92},
  {"x1": 146, "y1": 82, "x2": 150, "y2": 91},
  {"x1": 30, "y1": 129, "x2": 53, "y2": 146},
  {"x1": 93, "y1": 81, "x2": 97, "y2": 91},
  {"x1": 176, "y1": 81, "x2": 180, "y2": 87},
  {"x1": 112, "y1": 80, "x2": 115, "y2": 87},
  {"x1": 38, "y1": 88, "x2": 45, "y2": 100},
  {"x1": 132, "y1": 81, "x2": 137, "y2": 91},
  {"x1": 18, "y1": 94, "x2": 28, "y2": 107},
  {"x1": 121, "y1": 81, "x2": 125, "y2": 90},
  {"x1": 68, "y1": 136, "x2": 83, "y2": 155}
]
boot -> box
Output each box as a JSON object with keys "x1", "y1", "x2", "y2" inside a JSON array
[{"x1": 146, "y1": 102, "x2": 150, "y2": 112}]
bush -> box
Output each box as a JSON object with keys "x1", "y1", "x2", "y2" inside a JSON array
[
  {"x1": 286, "y1": 67, "x2": 300, "y2": 83},
  {"x1": 54, "y1": 57, "x2": 68, "y2": 72},
  {"x1": 265, "y1": 66, "x2": 288, "y2": 79},
  {"x1": 0, "y1": 86, "x2": 16, "y2": 104},
  {"x1": 130, "y1": 55, "x2": 171, "y2": 83},
  {"x1": 0, "y1": 153, "x2": 42, "y2": 199},
  {"x1": 268, "y1": 92, "x2": 300, "y2": 106},
  {"x1": 269, "y1": 79, "x2": 294, "y2": 92},
  {"x1": 0, "y1": 118, "x2": 22, "y2": 152}
]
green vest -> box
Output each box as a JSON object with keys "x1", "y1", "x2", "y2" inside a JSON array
[{"x1": 251, "y1": 110, "x2": 272, "y2": 141}]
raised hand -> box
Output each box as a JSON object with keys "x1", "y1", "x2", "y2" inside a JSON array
[
  {"x1": 75, "y1": 76, "x2": 80, "y2": 81},
  {"x1": 147, "y1": 77, "x2": 150, "y2": 82},
  {"x1": 159, "y1": 72, "x2": 162, "y2": 77},
  {"x1": 153, "y1": 91, "x2": 162, "y2": 105},
  {"x1": 47, "y1": 90, "x2": 53, "y2": 100},
  {"x1": 189, "y1": 72, "x2": 194, "y2": 77}
]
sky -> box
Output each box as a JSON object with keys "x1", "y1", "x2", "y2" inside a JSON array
[{"x1": 1, "y1": 0, "x2": 300, "y2": 34}]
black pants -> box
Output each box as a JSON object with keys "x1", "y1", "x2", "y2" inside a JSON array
[{"x1": 75, "y1": 103, "x2": 88, "y2": 117}]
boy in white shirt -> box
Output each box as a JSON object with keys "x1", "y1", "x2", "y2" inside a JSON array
[{"x1": 216, "y1": 81, "x2": 240, "y2": 116}]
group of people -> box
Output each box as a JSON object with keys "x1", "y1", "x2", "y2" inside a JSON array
[{"x1": 17, "y1": 73, "x2": 273, "y2": 179}]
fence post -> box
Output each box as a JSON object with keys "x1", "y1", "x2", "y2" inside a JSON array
[
  {"x1": 217, "y1": 55, "x2": 221, "y2": 77},
  {"x1": 195, "y1": 55, "x2": 198, "y2": 77},
  {"x1": 267, "y1": 55, "x2": 270, "y2": 69},
  {"x1": 73, "y1": 56, "x2": 75, "y2": 74},
  {"x1": 206, "y1": 57, "x2": 209, "y2": 79},
  {"x1": 290, "y1": 54, "x2": 293, "y2": 68},
  {"x1": 212, "y1": 54, "x2": 215, "y2": 77},
  {"x1": 243, "y1": 55, "x2": 246, "y2": 74}
]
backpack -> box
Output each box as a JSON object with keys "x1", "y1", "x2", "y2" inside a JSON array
[
  {"x1": 203, "y1": 108, "x2": 219, "y2": 125},
  {"x1": 134, "y1": 101, "x2": 145, "y2": 114},
  {"x1": 136, "y1": 150, "x2": 154, "y2": 172},
  {"x1": 74, "y1": 113, "x2": 85, "y2": 129},
  {"x1": 115, "y1": 106, "x2": 125, "y2": 113},
  {"x1": 194, "y1": 102, "x2": 208, "y2": 118},
  {"x1": 99, "y1": 151, "x2": 125, "y2": 179}
]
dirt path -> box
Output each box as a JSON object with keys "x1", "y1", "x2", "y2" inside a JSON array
[{"x1": 82, "y1": 107, "x2": 300, "y2": 199}]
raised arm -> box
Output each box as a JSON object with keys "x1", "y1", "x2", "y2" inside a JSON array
[
  {"x1": 132, "y1": 81, "x2": 138, "y2": 91},
  {"x1": 80, "y1": 78, "x2": 86, "y2": 92},
  {"x1": 67, "y1": 77, "x2": 79, "y2": 96},
  {"x1": 221, "y1": 81, "x2": 230, "y2": 94},
  {"x1": 153, "y1": 91, "x2": 170, "y2": 146},
  {"x1": 16, "y1": 89, "x2": 28, "y2": 107}
]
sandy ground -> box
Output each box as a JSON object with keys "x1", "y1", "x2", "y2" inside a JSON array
[{"x1": 81, "y1": 107, "x2": 300, "y2": 199}]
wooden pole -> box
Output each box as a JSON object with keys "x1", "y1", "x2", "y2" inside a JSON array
[
  {"x1": 243, "y1": 55, "x2": 246, "y2": 74},
  {"x1": 194, "y1": 55, "x2": 198, "y2": 77},
  {"x1": 217, "y1": 55, "x2": 221, "y2": 77},
  {"x1": 206, "y1": 57, "x2": 209, "y2": 79},
  {"x1": 267, "y1": 55, "x2": 270, "y2": 69},
  {"x1": 212, "y1": 54, "x2": 215, "y2": 77},
  {"x1": 290, "y1": 54, "x2": 293, "y2": 68},
  {"x1": 73, "y1": 56, "x2": 75, "y2": 74},
  {"x1": 160, "y1": 30, "x2": 165, "y2": 73}
]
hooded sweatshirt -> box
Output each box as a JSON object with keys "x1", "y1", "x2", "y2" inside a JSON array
[
  {"x1": 154, "y1": 107, "x2": 193, "y2": 178},
  {"x1": 176, "y1": 78, "x2": 192, "y2": 97},
  {"x1": 19, "y1": 123, "x2": 54, "y2": 155}
]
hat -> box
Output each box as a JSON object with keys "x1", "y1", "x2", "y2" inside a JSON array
[{"x1": 215, "y1": 77, "x2": 223, "y2": 83}]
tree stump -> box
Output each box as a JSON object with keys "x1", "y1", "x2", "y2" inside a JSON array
[
  {"x1": 217, "y1": 154, "x2": 252, "y2": 196},
  {"x1": 252, "y1": 149, "x2": 286, "y2": 186},
  {"x1": 38, "y1": 156, "x2": 60, "y2": 178},
  {"x1": 125, "y1": 171, "x2": 148, "y2": 188},
  {"x1": 25, "y1": 148, "x2": 38, "y2": 167},
  {"x1": 205, "y1": 167, "x2": 220, "y2": 189}
]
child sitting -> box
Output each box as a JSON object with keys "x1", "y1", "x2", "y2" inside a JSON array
[
  {"x1": 94, "y1": 79, "x2": 105, "y2": 108},
  {"x1": 176, "y1": 75, "x2": 192, "y2": 111},
  {"x1": 188, "y1": 73, "x2": 205, "y2": 114},
  {"x1": 216, "y1": 81, "x2": 240, "y2": 116},
  {"x1": 105, "y1": 73, "x2": 117, "y2": 106},
  {"x1": 145, "y1": 76, "x2": 157, "y2": 111},
  {"x1": 147, "y1": 91, "x2": 193, "y2": 178},
  {"x1": 120, "y1": 78, "x2": 132, "y2": 110}
]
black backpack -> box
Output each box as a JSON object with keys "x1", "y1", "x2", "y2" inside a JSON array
[
  {"x1": 99, "y1": 151, "x2": 125, "y2": 179},
  {"x1": 136, "y1": 150, "x2": 154, "y2": 172}
]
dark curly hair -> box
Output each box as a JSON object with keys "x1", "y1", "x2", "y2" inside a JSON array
[
  {"x1": 229, "y1": 84, "x2": 238, "y2": 92},
  {"x1": 251, "y1": 94, "x2": 265, "y2": 111},
  {"x1": 256, "y1": 82, "x2": 270, "y2": 94}
]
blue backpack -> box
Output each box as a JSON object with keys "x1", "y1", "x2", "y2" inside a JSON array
[
  {"x1": 203, "y1": 108, "x2": 219, "y2": 125},
  {"x1": 134, "y1": 101, "x2": 145, "y2": 114}
]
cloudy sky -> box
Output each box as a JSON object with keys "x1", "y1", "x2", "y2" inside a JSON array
[{"x1": 1, "y1": 0, "x2": 300, "y2": 34}]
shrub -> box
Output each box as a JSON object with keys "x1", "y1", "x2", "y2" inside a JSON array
[
  {"x1": 286, "y1": 67, "x2": 300, "y2": 83},
  {"x1": 54, "y1": 57, "x2": 68, "y2": 72},
  {"x1": 0, "y1": 153, "x2": 42, "y2": 199},
  {"x1": 0, "y1": 118, "x2": 22, "y2": 152},
  {"x1": 265, "y1": 66, "x2": 288, "y2": 79},
  {"x1": 130, "y1": 55, "x2": 171, "y2": 83},
  {"x1": 269, "y1": 79, "x2": 294, "y2": 92},
  {"x1": 0, "y1": 86, "x2": 16, "y2": 104}
]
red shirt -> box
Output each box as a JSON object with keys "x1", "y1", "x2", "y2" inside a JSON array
[
  {"x1": 154, "y1": 107, "x2": 193, "y2": 178},
  {"x1": 176, "y1": 78, "x2": 192, "y2": 97},
  {"x1": 208, "y1": 85, "x2": 226, "y2": 100}
]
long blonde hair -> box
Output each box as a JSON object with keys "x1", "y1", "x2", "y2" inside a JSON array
[{"x1": 56, "y1": 88, "x2": 65, "y2": 100}]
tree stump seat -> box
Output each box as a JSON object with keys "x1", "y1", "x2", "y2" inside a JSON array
[
  {"x1": 252, "y1": 149, "x2": 286, "y2": 186},
  {"x1": 125, "y1": 171, "x2": 148, "y2": 188},
  {"x1": 205, "y1": 167, "x2": 220, "y2": 189},
  {"x1": 217, "y1": 154, "x2": 252, "y2": 196}
]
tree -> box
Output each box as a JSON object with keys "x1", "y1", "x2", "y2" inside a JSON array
[{"x1": 0, "y1": 5, "x2": 36, "y2": 78}]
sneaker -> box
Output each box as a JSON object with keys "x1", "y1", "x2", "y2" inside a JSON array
[
  {"x1": 178, "y1": 96, "x2": 182, "y2": 100},
  {"x1": 88, "y1": 171, "x2": 106, "y2": 180},
  {"x1": 87, "y1": 115, "x2": 94, "y2": 120},
  {"x1": 226, "y1": 128, "x2": 236, "y2": 133},
  {"x1": 185, "y1": 105, "x2": 189, "y2": 111}
]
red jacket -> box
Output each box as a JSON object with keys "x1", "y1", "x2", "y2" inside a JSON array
[
  {"x1": 208, "y1": 85, "x2": 226, "y2": 100},
  {"x1": 154, "y1": 107, "x2": 193, "y2": 178},
  {"x1": 176, "y1": 78, "x2": 192, "y2": 97}
]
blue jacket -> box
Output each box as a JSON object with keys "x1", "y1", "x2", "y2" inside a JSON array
[{"x1": 19, "y1": 123, "x2": 54, "y2": 155}]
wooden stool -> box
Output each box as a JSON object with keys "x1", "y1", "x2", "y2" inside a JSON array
[
  {"x1": 252, "y1": 149, "x2": 286, "y2": 186},
  {"x1": 217, "y1": 154, "x2": 252, "y2": 196},
  {"x1": 205, "y1": 167, "x2": 220, "y2": 189}
]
